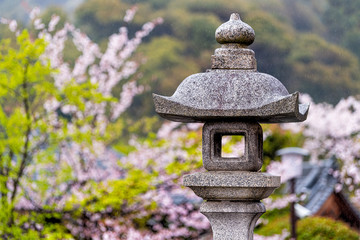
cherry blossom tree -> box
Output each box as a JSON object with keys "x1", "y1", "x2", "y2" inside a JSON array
[
  {"x1": 0, "y1": 7, "x2": 164, "y2": 239},
  {"x1": 262, "y1": 94, "x2": 360, "y2": 238},
  {"x1": 268, "y1": 94, "x2": 360, "y2": 204}
]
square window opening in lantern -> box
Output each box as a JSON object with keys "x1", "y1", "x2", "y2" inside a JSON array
[{"x1": 221, "y1": 135, "x2": 245, "y2": 158}]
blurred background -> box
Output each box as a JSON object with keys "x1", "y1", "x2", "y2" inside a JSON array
[
  {"x1": 0, "y1": 0, "x2": 360, "y2": 239},
  {"x1": 2, "y1": 0, "x2": 360, "y2": 136}
]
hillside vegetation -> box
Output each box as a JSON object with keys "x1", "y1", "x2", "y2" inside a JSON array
[
  {"x1": 74, "y1": 0, "x2": 360, "y2": 126},
  {"x1": 1, "y1": 0, "x2": 360, "y2": 133}
]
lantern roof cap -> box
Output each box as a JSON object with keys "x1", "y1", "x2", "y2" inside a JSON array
[{"x1": 153, "y1": 13, "x2": 309, "y2": 123}]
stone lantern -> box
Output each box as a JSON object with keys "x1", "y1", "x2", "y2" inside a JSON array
[{"x1": 153, "y1": 13, "x2": 309, "y2": 240}]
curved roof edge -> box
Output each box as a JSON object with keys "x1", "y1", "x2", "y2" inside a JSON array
[{"x1": 153, "y1": 92, "x2": 309, "y2": 123}]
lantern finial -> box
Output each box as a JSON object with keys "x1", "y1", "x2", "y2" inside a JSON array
[{"x1": 215, "y1": 12, "x2": 255, "y2": 46}]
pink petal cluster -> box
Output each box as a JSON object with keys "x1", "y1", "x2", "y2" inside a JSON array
[
  {"x1": 262, "y1": 194, "x2": 298, "y2": 211},
  {"x1": 281, "y1": 94, "x2": 360, "y2": 202},
  {"x1": 254, "y1": 230, "x2": 289, "y2": 240}
]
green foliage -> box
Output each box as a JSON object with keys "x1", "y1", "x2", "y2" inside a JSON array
[
  {"x1": 256, "y1": 213, "x2": 359, "y2": 239},
  {"x1": 288, "y1": 34, "x2": 360, "y2": 103},
  {"x1": 323, "y1": 0, "x2": 360, "y2": 61},
  {"x1": 255, "y1": 209, "x2": 290, "y2": 236},
  {"x1": 279, "y1": 0, "x2": 326, "y2": 33},
  {"x1": 323, "y1": 0, "x2": 360, "y2": 40},
  {"x1": 136, "y1": 36, "x2": 190, "y2": 93},
  {"x1": 262, "y1": 125, "x2": 305, "y2": 169},
  {"x1": 245, "y1": 10, "x2": 295, "y2": 90},
  {"x1": 68, "y1": 168, "x2": 156, "y2": 213},
  {"x1": 185, "y1": 14, "x2": 220, "y2": 54},
  {"x1": 343, "y1": 31, "x2": 360, "y2": 62},
  {"x1": 0, "y1": 30, "x2": 51, "y2": 163},
  {"x1": 0, "y1": 29, "x2": 54, "y2": 238},
  {"x1": 297, "y1": 217, "x2": 359, "y2": 240},
  {"x1": 39, "y1": 6, "x2": 69, "y2": 32},
  {"x1": 75, "y1": 0, "x2": 130, "y2": 41},
  {"x1": 261, "y1": 206, "x2": 290, "y2": 223},
  {"x1": 221, "y1": 135, "x2": 244, "y2": 156},
  {"x1": 123, "y1": 36, "x2": 199, "y2": 130},
  {"x1": 0, "y1": 27, "x2": 119, "y2": 238}
]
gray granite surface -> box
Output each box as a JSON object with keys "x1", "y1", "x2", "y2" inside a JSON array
[
  {"x1": 153, "y1": 12, "x2": 309, "y2": 123},
  {"x1": 183, "y1": 171, "x2": 280, "y2": 200},
  {"x1": 202, "y1": 121, "x2": 263, "y2": 171},
  {"x1": 211, "y1": 46, "x2": 256, "y2": 70},
  {"x1": 153, "y1": 70, "x2": 309, "y2": 123},
  {"x1": 215, "y1": 13, "x2": 255, "y2": 46},
  {"x1": 201, "y1": 201, "x2": 265, "y2": 240}
]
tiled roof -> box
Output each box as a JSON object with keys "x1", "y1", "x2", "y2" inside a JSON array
[{"x1": 295, "y1": 158, "x2": 360, "y2": 220}]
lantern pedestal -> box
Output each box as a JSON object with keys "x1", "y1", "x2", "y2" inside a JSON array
[
  {"x1": 201, "y1": 201, "x2": 265, "y2": 240},
  {"x1": 184, "y1": 170, "x2": 280, "y2": 240}
]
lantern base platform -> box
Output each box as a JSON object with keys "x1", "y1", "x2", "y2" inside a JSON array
[
  {"x1": 183, "y1": 171, "x2": 280, "y2": 201},
  {"x1": 201, "y1": 201, "x2": 265, "y2": 240}
]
